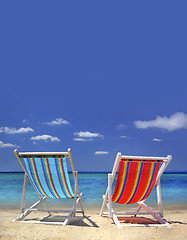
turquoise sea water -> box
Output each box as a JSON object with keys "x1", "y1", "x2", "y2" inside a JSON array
[{"x1": 0, "y1": 172, "x2": 187, "y2": 210}]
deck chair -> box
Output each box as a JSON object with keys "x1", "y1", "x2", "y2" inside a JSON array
[
  {"x1": 14, "y1": 148, "x2": 84, "y2": 225},
  {"x1": 100, "y1": 153, "x2": 172, "y2": 228}
]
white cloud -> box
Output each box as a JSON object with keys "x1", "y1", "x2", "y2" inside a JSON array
[
  {"x1": 73, "y1": 138, "x2": 93, "y2": 142},
  {"x1": 120, "y1": 136, "x2": 129, "y2": 139},
  {"x1": 73, "y1": 131, "x2": 103, "y2": 142},
  {"x1": 22, "y1": 119, "x2": 29, "y2": 124},
  {"x1": 152, "y1": 138, "x2": 162, "y2": 142},
  {"x1": 134, "y1": 112, "x2": 187, "y2": 131},
  {"x1": 95, "y1": 151, "x2": 109, "y2": 154},
  {"x1": 45, "y1": 118, "x2": 70, "y2": 126},
  {"x1": 31, "y1": 135, "x2": 60, "y2": 142},
  {"x1": 74, "y1": 131, "x2": 103, "y2": 138},
  {"x1": 0, "y1": 127, "x2": 34, "y2": 134},
  {"x1": 0, "y1": 141, "x2": 17, "y2": 148},
  {"x1": 116, "y1": 124, "x2": 126, "y2": 130}
]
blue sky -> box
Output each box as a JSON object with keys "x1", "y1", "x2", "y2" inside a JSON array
[{"x1": 0, "y1": 1, "x2": 187, "y2": 172}]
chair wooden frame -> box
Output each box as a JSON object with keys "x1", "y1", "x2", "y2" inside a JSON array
[
  {"x1": 13, "y1": 148, "x2": 84, "y2": 225},
  {"x1": 100, "y1": 153, "x2": 172, "y2": 228}
]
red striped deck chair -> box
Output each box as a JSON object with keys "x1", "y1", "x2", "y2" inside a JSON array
[
  {"x1": 14, "y1": 148, "x2": 84, "y2": 225},
  {"x1": 100, "y1": 153, "x2": 172, "y2": 228}
]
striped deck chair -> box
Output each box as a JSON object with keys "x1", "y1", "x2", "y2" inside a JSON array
[
  {"x1": 14, "y1": 148, "x2": 84, "y2": 225},
  {"x1": 100, "y1": 153, "x2": 172, "y2": 228}
]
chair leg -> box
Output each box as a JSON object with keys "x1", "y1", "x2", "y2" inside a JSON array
[
  {"x1": 77, "y1": 191, "x2": 84, "y2": 216},
  {"x1": 73, "y1": 172, "x2": 84, "y2": 216},
  {"x1": 134, "y1": 203, "x2": 142, "y2": 217},
  {"x1": 108, "y1": 173, "x2": 113, "y2": 218},
  {"x1": 157, "y1": 179, "x2": 164, "y2": 218},
  {"x1": 73, "y1": 171, "x2": 78, "y2": 217},
  {"x1": 63, "y1": 193, "x2": 83, "y2": 225},
  {"x1": 42, "y1": 197, "x2": 52, "y2": 216},
  {"x1": 138, "y1": 201, "x2": 166, "y2": 224},
  {"x1": 100, "y1": 191, "x2": 108, "y2": 216},
  {"x1": 106, "y1": 198, "x2": 122, "y2": 229},
  {"x1": 20, "y1": 173, "x2": 28, "y2": 214},
  {"x1": 14, "y1": 198, "x2": 44, "y2": 222}
]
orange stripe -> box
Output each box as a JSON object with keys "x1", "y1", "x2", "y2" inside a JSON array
[
  {"x1": 112, "y1": 161, "x2": 125, "y2": 202},
  {"x1": 118, "y1": 162, "x2": 137, "y2": 204},
  {"x1": 140, "y1": 163, "x2": 155, "y2": 199},
  {"x1": 129, "y1": 162, "x2": 150, "y2": 203},
  {"x1": 126, "y1": 162, "x2": 142, "y2": 204},
  {"x1": 141, "y1": 163, "x2": 160, "y2": 201}
]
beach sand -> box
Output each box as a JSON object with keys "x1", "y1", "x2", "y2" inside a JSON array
[{"x1": 0, "y1": 208, "x2": 187, "y2": 240}]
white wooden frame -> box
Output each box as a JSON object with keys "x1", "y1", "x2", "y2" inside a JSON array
[
  {"x1": 100, "y1": 153, "x2": 172, "y2": 228},
  {"x1": 13, "y1": 148, "x2": 84, "y2": 225}
]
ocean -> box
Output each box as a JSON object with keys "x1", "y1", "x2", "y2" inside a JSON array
[{"x1": 0, "y1": 172, "x2": 187, "y2": 210}]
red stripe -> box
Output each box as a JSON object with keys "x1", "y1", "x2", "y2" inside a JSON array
[
  {"x1": 46, "y1": 159, "x2": 60, "y2": 198},
  {"x1": 129, "y1": 162, "x2": 150, "y2": 204},
  {"x1": 60, "y1": 158, "x2": 73, "y2": 197},
  {"x1": 118, "y1": 162, "x2": 137, "y2": 204},
  {"x1": 32, "y1": 159, "x2": 49, "y2": 197},
  {"x1": 121, "y1": 159, "x2": 164, "y2": 163},
  {"x1": 141, "y1": 163, "x2": 160, "y2": 201},
  {"x1": 112, "y1": 160, "x2": 124, "y2": 202}
]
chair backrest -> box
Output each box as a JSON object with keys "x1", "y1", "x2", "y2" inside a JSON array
[
  {"x1": 112, "y1": 155, "x2": 171, "y2": 204},
  {"x1": 14, "y1": 150, "x2": 74, "y2": 199}
]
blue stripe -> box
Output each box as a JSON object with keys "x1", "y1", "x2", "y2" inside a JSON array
[
  {"x1": 127, "y1": 162, "x2": 143, "y2": 204},
  {"x1": 25, "y1": 158, "x2": 43, "y2": 196},
  {"x1": 118, "y1": 161, "x2": 130, "y2": 202},
  {"x1": 141, "y1": 163, "x2": 157, "y2": 200},
  {"x1": 55, "y1": 158, "x2": 68, "y2": 198},
  {"x1": 40, "y1": 158, "x2": 57, "y2": 198}
]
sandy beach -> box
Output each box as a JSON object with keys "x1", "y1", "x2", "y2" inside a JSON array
[{"x1": 0, "y1": 208, "x2": 187, "y2": 240}]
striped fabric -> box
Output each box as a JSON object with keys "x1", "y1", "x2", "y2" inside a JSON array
[
  {"x1": 22, "y1": 156, "x2": 74, "y2": 199},
  {"x1": 112, "y1": 159, "x2": 163, "y2": 204}
]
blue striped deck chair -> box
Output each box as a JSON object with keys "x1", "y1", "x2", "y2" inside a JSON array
[
  {"x1": 14, "y1": 148, "x2": 84, "y2": 225},
  {"x1": 100, "y1": 153, "x2": 172, "y2": 228}
]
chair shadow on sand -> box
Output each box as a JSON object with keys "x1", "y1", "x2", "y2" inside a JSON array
[
  {"x1": 112, "y1": 216, "x2": 161, "y2": 225},
  {"x1": 109, "y1": 216, "x2": 187, "y2": 226},
  {"x1": 23, "y1": 213, "x2": 99, "y2": 228},
  {"x1": 168, "y1": 220, "x2": 187, "y2": 225}
]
